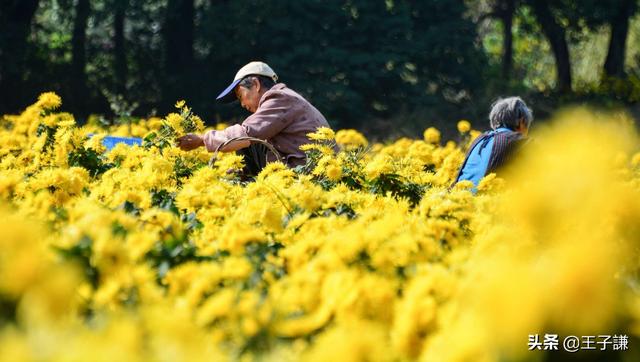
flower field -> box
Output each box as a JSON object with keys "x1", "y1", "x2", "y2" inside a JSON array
[{"x1": 1, "y1": 93, "x2": 640, "y2": 361}]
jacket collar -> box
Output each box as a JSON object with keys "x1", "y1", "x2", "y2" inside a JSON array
[{"x1": 258, "y1": 83, "x2": 286, "y2": 107}]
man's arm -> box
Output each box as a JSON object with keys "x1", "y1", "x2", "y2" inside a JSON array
[
  {"x1": 177, "y1": 90, "x2": 293, "y2": 152},
  {"x1": 177, "y1": 124, "x2": 250, "y2": 152},
  {"x1": 202, "y1": 124, "x2": 250, "y2": 152}
]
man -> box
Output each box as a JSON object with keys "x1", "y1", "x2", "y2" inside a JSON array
[
  {"x1": 177, "y1": 61, "x2": 334, "y2": 175},
  {"x1": 453, "y1": 96, "x2": 533, "y2": 191}
]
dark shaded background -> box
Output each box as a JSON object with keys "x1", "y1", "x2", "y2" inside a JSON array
[{"x1": 1, "y1": 0, "x2": 639, "y2": 139}]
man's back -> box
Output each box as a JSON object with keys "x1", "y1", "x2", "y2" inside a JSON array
[
  {"x1": 455, "y1": 128, "x2": 525, "y2": 189},
  {"x1": 241, "y1": 83, "x2": 332, "y2": 166}
]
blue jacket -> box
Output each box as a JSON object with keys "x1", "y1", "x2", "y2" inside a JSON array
[{"x1": 454, "y1": 128, "x2": 525, "y2": 187}]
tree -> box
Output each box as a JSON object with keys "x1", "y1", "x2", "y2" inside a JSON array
[
  {"x1": 200, "y1": 0, "x2": 486, "y2": 129},
  {"x1": 162, "y1": 0, "x2": 195, "y2": 105},
  {"x1": 495, "y1": 0, "x2": 516, "y2": 81},
  {"x1": 533, "y1": 0, "x2": 639, "y2": 83},
  {"x1": 465, "y1": 0, "x2": 520, "y2": 87},
  {"x1": 526, "y1": 0, "x2": 572, "y2": 93},
  {"x1": 0, "y1": 0, "x2": 40, "y2": 113},
  {"x1": 603, "y1": 0, "x2": 637, "y2": 78},
  {"x1": 114, "y1": 0, "x2": 128, "y2": 95},
  {"x1": 554, "y1": 0, "x2": 639, "y2": 80},
  {"x1": 71, "y1": 0, "x2": 91, "y2": 116}
]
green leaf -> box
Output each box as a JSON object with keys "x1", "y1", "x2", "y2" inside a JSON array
[{"x1": 144, "y1": 132, "x2": 157, "y2": 142}]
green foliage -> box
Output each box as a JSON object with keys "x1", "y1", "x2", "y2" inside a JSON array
[
  {"x1": 2, "y1": 0, "x2": 639, "y2": 134},
  {"x1": 367, "y1": 173, "x2": 425, "y2": 207},
  {"x1": 54, "y1": 235, "x2": 100, "y2": 288},
  {"x1": 151, "y1": 188, "x2": 179, "y2": 215},
  {"x1": 299, "y1": 143, "x2": 425, "y2": 207},
  {"x1": 142, "y1": 123, "x2": 175, "y2": 152},
  {"x1": 103, "y1": 92, "x2": 139, "y2": 131},
  {"x1": 143, "y1": 102, "x2": 204, "y2": 154},
  {"x1": 68, "y1": 146, "x2": 115, "y2": 177},
  {"x1": 589, "y1": 74, "x2": 640, "y2": 103},
  {"x1": 4, "y1": 0, "x2": 488, "y2": 133},
  {"x1": 36, "y1": 124, "x2": 57, "y2": 153},
  {"x1": 203, "y1": 0, "x2": 486, "y2": 128}
]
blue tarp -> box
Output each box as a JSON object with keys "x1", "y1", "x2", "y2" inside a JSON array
[{"x1": 90, "y1": 135, "x2": 142, "y2": 150}]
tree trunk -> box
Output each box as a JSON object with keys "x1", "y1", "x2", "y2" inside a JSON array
[
  {"x1": 114, "y1": 0, "x2": 127, "y2": 95},
  {"x1": 497, "y1": 0, "x2": 515, "y2": 81},
  {"x1": 603, "y1": 0, "x2": 635, "y2": 78},
  {"x1": 163, "y1": 0, "x2": 195, "y2": 72},
  {"x1": 163, "y1": 0, "x2": 195, "y2": 104},
  {"x1": 0, "y1": 0, "x2": 40, "y2": 113},
  {"x1": 528, "y1": 0, "x2": 572, "y2": 93},
  {"x1": 72, "y1": 0, "x2": 91, "y2": 115}
]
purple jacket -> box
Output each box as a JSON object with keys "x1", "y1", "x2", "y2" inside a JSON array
[{"x1": 203, "y1": 83, "x2": 333, "y2": 167}]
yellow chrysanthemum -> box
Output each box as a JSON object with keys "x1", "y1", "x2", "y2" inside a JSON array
[
  {"x1": 307, "y1": 127, "x2": 336, "y2": 141},
  {"x1": 37, "y1": 92, "x2": 62, "y2": 110},
  {"x1": 335, "y1": 129, "x2": 368, "y2": 149},
  {"x1": 2, "y1": 94, "x2": 640, "y2": 362},
  {"x1": 457, "y1": 119, "x2": 471, "y2": 133},
  {"x1": 423, "y1": 127, "x2": 441, "y2": 144},
  {"x1": 165, "y1": 113, "x2": 183, "y2": 131}
]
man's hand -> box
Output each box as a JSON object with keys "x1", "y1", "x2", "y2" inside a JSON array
[{"x1": 176, "y1": 133, "x2": 204, "y2": 151}]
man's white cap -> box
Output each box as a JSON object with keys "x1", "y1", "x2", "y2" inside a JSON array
[{"x1": 216, "y1": 61, "x2": 278, "y2": 102}]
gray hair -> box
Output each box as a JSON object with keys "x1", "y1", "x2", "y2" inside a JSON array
[
  {"x1": 489, "y1": 97, "x2": 533, "y2": 130},
  {"x1": 238, "y1": 75, "x2": 276, "y2": 90}
]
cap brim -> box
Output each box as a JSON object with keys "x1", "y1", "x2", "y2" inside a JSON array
[{"x1": 216, "y1": 78, "x2": 242, "y2": 103}]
